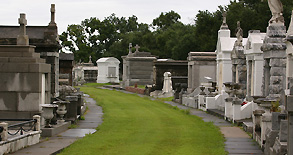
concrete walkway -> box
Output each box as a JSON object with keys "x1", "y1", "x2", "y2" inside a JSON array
[
  {"x1": 10, "y1": 94, "x2": 103, "y2": 155},
  {"x1": 164, "y1": 100, "x2": 264, "y2": 155}
]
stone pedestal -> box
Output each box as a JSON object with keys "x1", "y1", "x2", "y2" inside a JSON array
[
  {"x1": 261, "y1": 25, "x2": 287, "y2": 104},
  {"x1": 232, "y1": 98, "x2": 242, "y2": 122},
  {"x1": 225, "y1": 97, "x2": 233, "y2": 121}
]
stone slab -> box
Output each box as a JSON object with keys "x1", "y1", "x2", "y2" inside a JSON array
[
  {"x1": 41, "y1": 122, "x2": 71, "y2": 137},
  {"x1": 59, "y1": 129, "x2": 96, "y2": 138}
]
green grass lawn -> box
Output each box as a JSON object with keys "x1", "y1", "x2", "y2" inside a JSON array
[{"x1": 59, "y1": 86, "x2": 226, "y2": 155}]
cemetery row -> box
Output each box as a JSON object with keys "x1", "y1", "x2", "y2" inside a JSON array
[{"x1": 0, "y1": 1, "x2": 293, "y2": 155}]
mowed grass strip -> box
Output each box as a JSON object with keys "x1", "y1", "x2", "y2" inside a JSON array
[{"x1": 59, "y1": 86, "x2": 226, "y2": 155}]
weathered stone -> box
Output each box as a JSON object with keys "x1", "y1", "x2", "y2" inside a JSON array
[
  {"x1": 272, "y1": 112, "x2": 281, "y2": 130},
  {"x1": 279, "y1": 120, "x2": 288, "y2": 142},
  {"x1": 270, "y1": 76, "x2": 283, "y2": 85},
  {"x1": 270, "y1": 58, "x2": 287, "y2": 67},
  {"x1": 270, "y1": 67, "x2": 286, "y2": 76}
]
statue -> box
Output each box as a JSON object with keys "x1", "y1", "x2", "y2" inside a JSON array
[
  {"x1": 220, "y1": 12, "x2": 229, "y2": 29},
  {"x1": 235, "y1": 21, "x2": 243, "y2": 46},
  {"x1": 263, "y1": 0, "x2": 284, "y2": 24}
]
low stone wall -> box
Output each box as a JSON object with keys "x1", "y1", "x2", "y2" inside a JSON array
[
  {"x1": 0, "y1": 131, "x2": 41, "y2": 154},
  {"x1": 125, "y1": 87, "x2": 145, "y2": 95}
]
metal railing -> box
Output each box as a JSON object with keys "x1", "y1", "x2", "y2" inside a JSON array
[{"x1": 0, "y1": 116, "x2": 40, "y2": 141}]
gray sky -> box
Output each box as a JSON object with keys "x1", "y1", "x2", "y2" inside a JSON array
[{"x1": 1, "y1": 0, "x2": 230, "y2": 34}]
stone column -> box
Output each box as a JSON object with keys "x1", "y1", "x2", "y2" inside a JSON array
[
  {"x1": 0, "y1": 122, "x2": 8, "y2": 141},
  {"x1": 261, "y1": 24, "x2": 287, "y2": 105}
]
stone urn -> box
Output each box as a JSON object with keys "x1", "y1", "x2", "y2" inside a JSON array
[
  {"x1": 53, "y1": 101, "x2": 68, "y2": 122},
  {"x1": 199, "y1": 85, "x2": 206, "y2": 95},
  {"x1": 41, "y1": 104, "x2": 58, "y2": 128},
  {"x1": 223, "y1": 82, "x2": 234, "y2": 97}
]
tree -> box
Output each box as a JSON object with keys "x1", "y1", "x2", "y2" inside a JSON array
[
  {"x1": 59, "y1": 14, "x2": 142, "y2": 63},
  {"x1": 152, "y1": 10, "x2": 181, "y2": 30}
]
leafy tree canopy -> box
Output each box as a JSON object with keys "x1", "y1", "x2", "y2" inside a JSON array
[{"x1": 60, "y1": 0, "x2": 293, "y2": 63}]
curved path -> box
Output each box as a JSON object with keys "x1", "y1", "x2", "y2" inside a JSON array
[{"x1": 10, "y1": 94, "x2": 103, "y2": 155}]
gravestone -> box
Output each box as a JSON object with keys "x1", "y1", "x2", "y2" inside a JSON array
[
  {"x1": 122, "y1": 44, "x2": 157, "y2": 87},
  {"x1": 0, "y1": 14, "x2": 51, "y2": 119},
  {"x1": 96, "y1": 57, "x2": 120, "y2": 83}
]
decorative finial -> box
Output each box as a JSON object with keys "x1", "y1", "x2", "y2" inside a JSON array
[
  {"x1": 129, "y1": 43, "x2": 132, "y2": 54},
  {"x1": 17, "y1": 13, "x2": 29, "y2": 45},
  {"x1": 220, "y1": 12, "x2": 229, "y2": 30},
  {"x1": 135, "y1": 44, "x2": 140, "y2": 52},
  {"x1": 49, "y1": 4, "x2": 56, "y2": 26}
]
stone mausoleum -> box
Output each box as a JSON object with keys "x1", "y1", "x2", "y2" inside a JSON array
[
  {"x1": 122, "y1": 44, "x2": 157, "y2": 87},
  {"x1": 0, "y1": 13, "x2": 51, "y2": 119},
  {"x1": 0, "y1": 4, "x2": 60, "y2": 98},
  {"x1": 96, "y1": 57, "x2": 120, "y2": 83}
]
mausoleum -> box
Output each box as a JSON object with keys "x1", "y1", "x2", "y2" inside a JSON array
[{"x1": 96, "y1": 57, "x2": 120, "y2": 83}]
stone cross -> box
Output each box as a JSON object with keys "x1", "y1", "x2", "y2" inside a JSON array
[
  {"x1": 220, "y1": 12, "x2": 229, "y2": 29},
  {"x1": 17, "y1": 13, "x2": 29, "y2": 45},
  {"x1": 135, "y1": 44, "x2": 140, "y2": 52},
  {"x1": 49, "y1": 4, "x2": 56, "y2": 26},
  {"x1": 129, "y1": 43, "x2": 132, "y2": 54}
]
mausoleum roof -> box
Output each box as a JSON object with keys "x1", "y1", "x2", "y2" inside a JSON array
[{"x1": 97, "y1": 57, "x2": 120, "y2": 63}]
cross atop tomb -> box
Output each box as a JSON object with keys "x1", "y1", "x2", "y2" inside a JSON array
[
  {"x1": 19, "y1": 13, "x2": 27, "y2": 35},
  {"x1": 220, "y1": 12, "x2": 229, "y2": 30},
  {"x1": 49, "y1": 4, "x2": 56, "y2": 26},
  {"x1": 17, "y1": 13, "x2": 29, "y2": 45},
  {"x1": 129, "y1": 43, "x2": 132, "y2": 54},
  {"x1": 135, "y1": 44, "x2": 140, "y2": 52}
]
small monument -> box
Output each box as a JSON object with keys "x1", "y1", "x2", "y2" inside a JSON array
[{"x1": 150, "y1": 72, "x2": 174, "y2": 98}]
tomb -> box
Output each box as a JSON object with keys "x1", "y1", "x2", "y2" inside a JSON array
[
  {"x1": 153, "y1": 59, "x2": 187, "y2": 90},
  {"x1": 216, "y1": 12, "x2": 236, "y2": 93},
  {"x1": 244, "y1": 30, "x2": 266, "y2": 97},
  {"x1": 122, "y1": 44, "x2": 157, "y2": 87},
  {"x1": 73, "y1": 56, "x2": 98, "y2": 85},
  {"x1": 0, "y1": 14, "x2": 51, "y2": 119},
  {"x1": 96, "y1": 57, "x2": 120, "y2": 83},
  {"x1": 59, "y1": 53, "x2": 74, "y2": 86},
  {"x1": 0, "y1": 4, "x2": 61, "y2": 99},
  {"x1": 187, "y1": 52, "x2": 216, "y2": 93}
]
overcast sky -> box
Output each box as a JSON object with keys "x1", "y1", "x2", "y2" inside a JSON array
[{"x1": 1, "y1": 0, "x2": 231, "y2": 34}]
